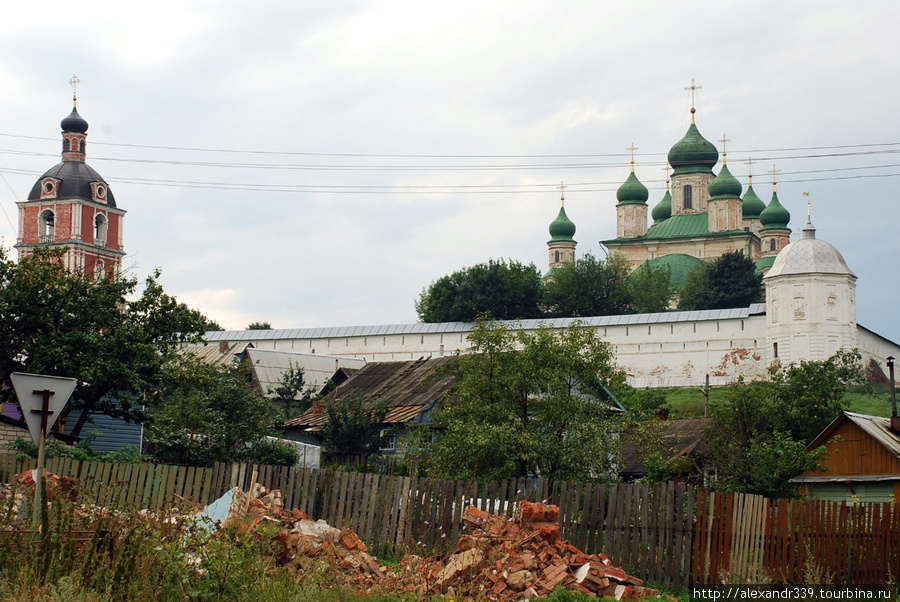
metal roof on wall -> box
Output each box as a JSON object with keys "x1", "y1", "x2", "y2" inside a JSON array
[{"x1": 203, "y1": 304, "x2": 766, "y2": 343}]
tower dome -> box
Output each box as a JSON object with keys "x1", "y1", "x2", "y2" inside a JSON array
[
  {"x1": 616, "y1": 172, "x2": 649, "y2": 204},
  {"x1": 60, "y1": 107, "x2": 88, "y2": 134},
  {"x1": 549, "y1": 205, "x2": 576, "y2": 241},
  {"x1": 651, "y1": 189, "x2": 672, "y2": 222},
  {"x1": 765, "y1": 220, "x2": 855, "y2": 278},
  {"x1": 667, "y1": 122, "x2": 718, "y2": 176},
  {"x1": 26, "y1": 105, "x2": 116, "y2": 207},
  {"x1": 708, "y1": 163, "x2": 742, "y2": 199},
  {"x1": 742, "y1": 184, "x2": 766, "y2": 219},
  {"x1": 760, "y1": 190, "x2": 790, "y2": 229}
]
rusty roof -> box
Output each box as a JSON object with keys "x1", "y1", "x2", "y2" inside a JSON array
[
  {"x1": 619, "y1": 417, "x2": 711, "y2": 477},
  {"x1": 284, "y1": 355, "x2": 458, "y2": 428},
  {"x1": 807, "y1": 411, "x2": 900, "y2": 459}
]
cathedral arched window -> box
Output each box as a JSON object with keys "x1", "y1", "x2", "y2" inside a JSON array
[
  {"x1": 39, "y1": 210, "x2": 55, "y2": 242},
  {"x1": 79, "y1": 140, "x2": 85, "y2": 153},
  {"x1": 769, "y1": 238, "x2": 777, "y2": 252},
  {"x1": 683, "y1": 185, "x2": 693, "y2": 209},
  {"x1": 63, "y1": 139, "x2": 70, "y2": 152},
  {"x1": 94, "y1": 214, "x2": 108, "y2": 244},
  {"x1": 555, "y1": 250, "x2": 560, "y2": 263}
]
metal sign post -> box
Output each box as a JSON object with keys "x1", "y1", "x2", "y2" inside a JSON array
[{"x1": 10, "y1": 373, "x2": 77, "y2": 530}]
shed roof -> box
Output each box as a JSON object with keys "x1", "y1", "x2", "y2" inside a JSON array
[
  {"x1": 284, "y1": 355, "x2": 458, "y2": 428},
  {"x1": 242, "y1": 348, "x2": 366, "y2": 398},
  {"x1": 619, "y1": 417, "x2": 711, "y2": 477},
  {"x1": 808, "y1": 411, "x2": 900, "y2": 460}
]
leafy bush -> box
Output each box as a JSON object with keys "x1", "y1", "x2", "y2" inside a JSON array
[{"x1": 247, "y1": 439, "x2": 300, "y2": 467}]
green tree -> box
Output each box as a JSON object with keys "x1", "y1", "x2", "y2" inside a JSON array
[
  {"x1": 415, "y1": 259, "x2": 544, "y2": 323},
  {"x1": 269, "y1": 361, "x2": 319, "y2": 421},
  {"x1": 144, "y1": 353, "x2": 281, "y2": 466},
  {"x1": 627, "y1": 263, "x2": 675, "y2": 313},
  {"x1": 320, "y1": 392, "x2": 389, "y2": 456},
  {"x1": 425, "y1": 317, "x2": 625, "y2": 481},
  {"x1": 542, "y1": 253, "x2": 632, "y2": 318},
  {"x1": 704, "y1": 350, "x2": 864, "y2": 496},
  {"x1": 0, "y1": 247, "x2": 205, "y2": 436},
  {"x1": 247, "y1": 321, "x2": 272, "y2": 330},
  {"x1": 677, "y1": 251, "x2": 763, "y2": 311}
]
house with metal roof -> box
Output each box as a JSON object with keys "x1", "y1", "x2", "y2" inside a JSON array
[
  {"x1": 793, "y1": 411, "x2": 900, "y2": 503},
  {"x1": 283, "y1": 356, "x2": 458, "y2": 451},
  {"x1": 239, "y1": 347, "x2": 366, "y2": 400}
]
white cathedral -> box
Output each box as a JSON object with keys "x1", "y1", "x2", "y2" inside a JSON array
[{"x1": 205, "y1": 106, "x2": 900, "y2": 387}]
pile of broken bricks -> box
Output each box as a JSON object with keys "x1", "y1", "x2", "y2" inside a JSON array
[
  {"x1": 368, "y1": 500, "x2": 666, "y2": 601},
  {"x1": 215, "y1": 484, "x2": 669, "y2": 600}
]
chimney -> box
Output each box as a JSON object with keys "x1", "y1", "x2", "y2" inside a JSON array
[
  {"x1": 219, "y1": 341, "x2": 229, "y2": 354},
  {"x1": 888, "y1": 357, "x2": 900, "y2": 433}
]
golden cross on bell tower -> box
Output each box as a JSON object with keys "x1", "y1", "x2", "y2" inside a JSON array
[
  {"x1": 744, "y1": 157, "x2": 756, "y2": 186},
  {"x1": 768, "y1": 164, "x2": 781, "y2": 191},
  {"x1": 626, "y1": 143, "x2": 638, "y2": 173},
  {"x1": 558, "y1": 181, "x2": 567, "y2": 207},
  {"x1": 718, "y1": 134, "x2": 731, "y2": 164},
  {"x1": 685, "y1": 78, "x2": 701, "y2": 122},
  {"x1": 69, "y1": 74, "x2": 81, "y2": 107}
]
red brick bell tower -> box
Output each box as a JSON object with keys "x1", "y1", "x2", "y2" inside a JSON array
[{"x1": 15, "y1": 77, "x2": 125, "y2": 279}]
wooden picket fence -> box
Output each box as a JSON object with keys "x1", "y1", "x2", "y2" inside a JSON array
[
  {"x1": 0, "y1": 453, "x2": 215, "y2": 511},
  {"x1": 693, "y1": 490, "x2": 900, "y2": 585},
  {"x1": 2, "y1": 454, "x2": 899, "y2": 587},
  {"x1": 210, "y1": 462, "x2": 696, "y2": 588}
]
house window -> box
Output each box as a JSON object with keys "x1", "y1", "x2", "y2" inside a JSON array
[
  {"x1": 684, "y1": 185, "x2": 693, "y2": 209},
  {"x1": 379, "y1": 429, "x2": 396, "y2": 451},
  {"x1": 39, "y1": 210, "x2": 55, "y2": 243}
]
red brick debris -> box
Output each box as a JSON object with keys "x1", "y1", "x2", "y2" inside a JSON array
[
  {"x1": 367, "y1": 501, "x2": 669, "y2": 601},
  {"x1": 222, "y1": 487, "x2": 673, "y2": 601}
]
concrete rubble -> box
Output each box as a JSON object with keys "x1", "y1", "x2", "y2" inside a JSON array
[{"x1": 218, "y1": 484, "x2": 672, "y2": 601}]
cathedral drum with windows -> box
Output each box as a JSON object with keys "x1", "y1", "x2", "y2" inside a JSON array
[{"x1": 15, "y1": 96, "x2": 125, "y2": 280}]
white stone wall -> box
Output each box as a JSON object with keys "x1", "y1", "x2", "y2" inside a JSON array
[{"x1": 212, "y1": 310, "x2": 771, "y2": 388}]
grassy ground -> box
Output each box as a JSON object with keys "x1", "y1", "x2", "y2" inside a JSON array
[{"x1": 658, "y1": 383, "x2": 895, "y2": 419}]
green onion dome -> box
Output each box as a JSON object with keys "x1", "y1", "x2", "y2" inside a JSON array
[
  {"x1": 760, "y1": 190, "x2": 791, "y2": 230},
  {"x1": 651, "y1": 189, "x2": 672, "y2": 222},
  {"x1": 616, "y1": 172, "x2": 649, "y2": 205},
  {"x1": 708, "y1": 163, "x2": 742, "y2": 199},
  {"x1": 742, "y1": 184, "x2": 766, "y2": 219},
  {"x1": 667, "y1": 123, "x2": 718, "y2": 176},
  {"x1": 548, "y1": 205, "x2": 576, "y2": 242}
]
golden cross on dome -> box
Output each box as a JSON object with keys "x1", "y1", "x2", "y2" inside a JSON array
[
  {"x1": 769, "y1": 164, "x2": 781, "y2": 191},
  {"x1": 558, "y1": 181, "x2": 567, "y2": 206},
  {"x1": 626, "y1": 143, "x2": 638, "y2": 172},
  {"x1": 744, "y1": 157, "x2": 756, "y2": 185},
  {"x1": 685, "y1": 79, "x2": 701, "y2": 121},
  {"x1": 661, "y1": 164, "x2": 670, "y2": 190},
  {"x1": 718, "y1": 134, "x2": 731, "y2": 164},
  {"x1": 69, "y1": 75, "x2": 81, "y2": 106}
]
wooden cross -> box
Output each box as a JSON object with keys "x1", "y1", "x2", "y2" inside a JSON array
[
  {"x1": 627, "y1": 143, "x2": 638, "y2": 172},
  {"x1": 558, "y1": 181, "x2": 567, "y2": 205},
  {"x1": 69, "y1": 75, "x2": 80, "y2": 104},
  {"x1": 685, "y1": 79, "x2": 702, "y2": 110}
]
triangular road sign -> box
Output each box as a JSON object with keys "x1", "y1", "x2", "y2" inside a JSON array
[{"x1": 10, "y1": 373, "x2": 77, "y2": 446}]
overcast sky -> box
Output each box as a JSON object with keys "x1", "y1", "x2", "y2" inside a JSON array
[{"x1": 1, "y1": 1, "x2": 898, "y2": 343}]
